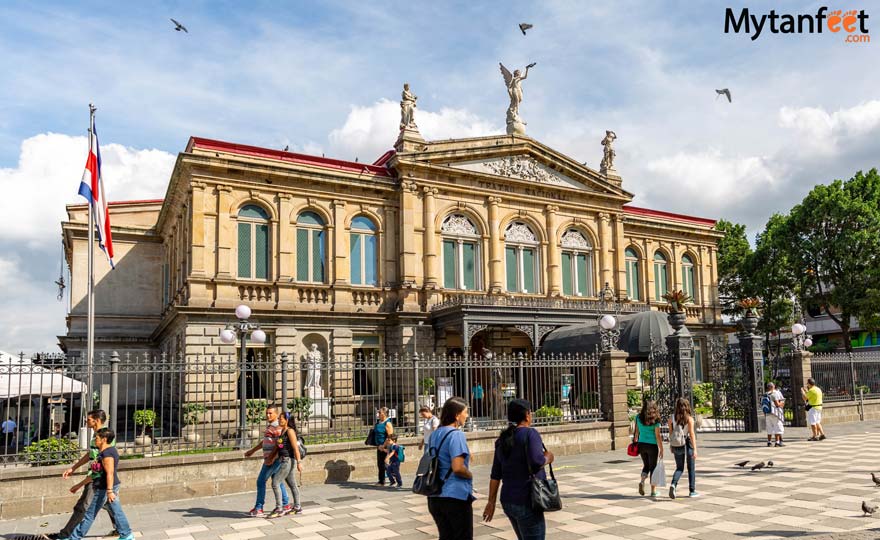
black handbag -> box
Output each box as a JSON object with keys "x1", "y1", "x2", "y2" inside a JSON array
[
  {"x1": 364, "y1": 428, "x2": 377, "y2": 446},
  {"x1": 412, "y1": 429, "x2": 454, "y2": 496},
  {"x1": 525, "y1": 439, "x2": 562, "y2": 512}
]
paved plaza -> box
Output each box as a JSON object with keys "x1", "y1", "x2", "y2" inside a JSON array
[{"x1": 4, "y1": 422, "x2": 880, "y2": 540}]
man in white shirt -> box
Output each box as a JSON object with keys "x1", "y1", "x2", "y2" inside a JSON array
[
  {"x1": 763, "y1": 382, "x2": 785, "y2": 447},
  {"x1": 417, "y1": 406, "x2": 440, "y2": 454},
  {"x1": 1, "y1": 417, "x2": 16, "y2": 451}
]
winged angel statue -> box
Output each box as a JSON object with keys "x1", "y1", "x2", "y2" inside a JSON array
[{"x1": 499, "y1": 62, "x2": 536, "y2": 132}]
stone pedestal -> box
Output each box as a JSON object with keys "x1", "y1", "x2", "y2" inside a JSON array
[
  {"x1": 600, "y1": 349, "x2": 630, "y2": 449},
  {"x1": 601, "y1": 166, "x2": 622, "y2": 187},
  {"x1": 506, "y1": 120, "x2": 526, "y2": 136},
  {"x1": 306, "y1": 386, "x2": 331, "y2": 428},
  {"x1": 790, "y1": 350, "x2": 813, "y2": 427},
  {"x1": 395, "y1": 127, "x2": 426, "y2": 153}
]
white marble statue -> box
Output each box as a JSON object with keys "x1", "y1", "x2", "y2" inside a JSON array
[
  {"x1": 499, "y1": 62, "x2": 536, "y2": 129},
  {"x1": 400, "y1": 83, "x2": 418, "y2": 130},
  {"x1": 600, "y1": 130, "x2": 617, "y2": 171},
  {"x1": 304, "y1": 344, "x2": 322, "y2": 389}
]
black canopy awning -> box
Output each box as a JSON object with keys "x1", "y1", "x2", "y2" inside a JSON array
[{"x1": 540, "y1": 310, "x2": 672, "y2": 359}]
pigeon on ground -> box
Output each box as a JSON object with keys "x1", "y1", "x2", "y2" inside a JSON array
[
  {"x1": 750, "y1": 461, "x2": 766, "y2": 471},
  {"x1": 715, "y1": 88, "x2": 732, "y2": 102},
  {"x1": 862, "y1": 501, "x2": 877, "y2": 516},
  {"x1": 170, "y1": 18, "x2": 188, "y2": 32},
  {"x1": 872, "y1": 472, "x2": 880, "y2": 486},
  {"x1": 767, "y1": 461, "x2": 774, "y2": 468},
  {"x1": 735, "y1": 460, "x2": 749, "y2": 468},
  {"x1": 519, "y1": 23, "x2": 533, "y2": 35}
]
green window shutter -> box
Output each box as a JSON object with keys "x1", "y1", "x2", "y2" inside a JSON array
[
  {"x1": 350, "y1": 233, "x2": 362, "y2": 285},
  {"x1": 627, "y1": 260, "x2": 640, "y2": 300},
  {"x1": 296, "y1": 228, "x2": 309, "y2": 281},
  {"x1": 654, "y1": 263, "x2": 668, "y2": 300},
  {"x1": 462, "y1": 242, "x2": 476, "y2": 290},
  {"x1": 312, "y1": 230, "x2": 324, "y2": 282},
  {"x1": 238, "y1": 222, "x2": 252, "y2": 278},
  {"x1": 576, "y1": 254, "x2": 588, "y2": 296},
  {"x1": 255, "y1": 224, "x2": 268, "y2": 279},
  {"x1": 505, "y1": 247, "x2": 517, "y2": 292},
  {"x1": 561, "y1": 252, "x2": 572, "y2": 296},
  {"x1": 442, "y1": 240, "x2": 456, "y2": 289},
  {"x1": 522, "y1": 248, "x2": 535, "y2": 293}
]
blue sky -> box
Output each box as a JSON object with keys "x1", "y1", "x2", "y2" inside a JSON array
[{"x1": 1, "y1": 1, "x2": 879, "y2": 351}]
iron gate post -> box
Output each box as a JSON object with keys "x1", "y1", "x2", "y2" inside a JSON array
[
  {"x1": 665, "y1": 319, "x2": 695, "y2": 411},
  {"x1": 280, "y1": 352, "x2": 289, "y2": 414},
  {"x1": 737, "y1": 325, "x2": 764, "y2": 433},
  {"x1": 789, "y1": 349, "x2": 812, "y2": 427},
  {"x1": 108, "y1": 351, "x2": 119, "y2": 436},
  {"x1": 413, "y1": 353, "x2": 421, "y2": 435}
]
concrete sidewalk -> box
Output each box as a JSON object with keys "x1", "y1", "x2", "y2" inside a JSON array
[{"x1": 3, "y1": 421, "x2": 880, "y2": 540}]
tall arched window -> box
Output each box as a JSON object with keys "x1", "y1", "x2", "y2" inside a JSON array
[
  {"x1": 653, "y1": 251, "x2": 669, "y2": 301},
  {"x1": 504, "y1": 222, "x2": 540, "y2": 294},
  {"x1": 238, "y1": 205, "x2": 270, "y2": 280},
  {"x1": 625, "y1": 247, "x2": 640, "y2": 300},
  {"x1": 561, "y1": 229, "x2": 593, "y2": 297},
  {"x1": 441, "y1": 214, "x2": 480, "y2": 290},
  {"x1": 296, "y1": 211, "x2": 325, "y2": 283},
  {"x1": 350, "y1": 216, "x2": 377, "y2": 286},
  {"x1": 681, "y1": 254, "x2": 696, "y2": 302}
]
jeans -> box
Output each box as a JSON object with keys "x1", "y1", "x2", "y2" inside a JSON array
[
  {"x1": 376, "y1": 449, "x2": 387, "y2": 484},
  {"x1": 255, "y1": 461, "x2": 288, "y2": 510},
  {"x1": 59, "y1": 482, "x2": 118, "y2": 537},
  {"x1": 387, "y1": 460, "x2": 402, "y2": 485},
  {"x1": 672, "y1": 444, "x2": 696, "y2": 493},
  {"x1": 428, "y1": 496, "x2": 473, "y2": 540},
  {"x1": 69, "y1": 485, "x2": 131, "y2": 540},
  {"x1": 502, "y1": 501, "x2": 546, "y2": 540},
  {"x1": 273, "y1": 457, "x2": 301, "y2": 508}
]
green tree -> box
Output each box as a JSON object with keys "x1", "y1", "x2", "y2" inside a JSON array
[
  {"x1": 714, "y1": 219, "x2": 753, "y2": 315},
  {"x1": 780, "y1": 169, "x2": 880, "y2": 352}
]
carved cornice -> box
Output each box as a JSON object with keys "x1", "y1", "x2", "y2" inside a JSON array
[{"x1": 484, "y1": 156, "x2": 565, "y2": 186}]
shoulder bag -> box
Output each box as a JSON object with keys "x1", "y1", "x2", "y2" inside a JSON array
[{"x1": 521, "y1": 429, "x2": 562, "y2": 512}]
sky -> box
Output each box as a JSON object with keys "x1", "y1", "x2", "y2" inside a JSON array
[{"x1": 1, "y1": 0, "x2": 879, "y2": 353}]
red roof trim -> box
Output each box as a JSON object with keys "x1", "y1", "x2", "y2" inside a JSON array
[
  {"x1": 188, "y1": 137, "x2": 392, "y2": 177},
  {"x1": 623, "y1": 205, "x2": 716, "y2": 226},
  {"x1": 109, "y1": 199, "x2": 164, "y2": 206},
  {"x1": 372, "y1": 149, "x2": 395, "y2": 166}
]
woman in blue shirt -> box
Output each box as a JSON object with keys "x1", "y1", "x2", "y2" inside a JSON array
[
  {"x1": 483, "y1": 399, "x2": 554, "y2": 540},
  {"x1": 374, "y1": 407, "x2": 394, "y2": 485},
  {"x1": 428, "y1": 396, "x2": 474, "y2": 540}
]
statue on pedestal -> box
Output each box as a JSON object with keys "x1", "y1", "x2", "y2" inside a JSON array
[
  {"x1": 400, "y1": 83, "x2": 418, "y2": 130},
  {"x1": 304, "y1": 344, "x2": 322, "y2": 391},
  {"x1": 600, "y1": 130, "x2": 618, "y2": 171},
  {"x1": 499, "y1": 62, "x2": 536, "y2": 135}
]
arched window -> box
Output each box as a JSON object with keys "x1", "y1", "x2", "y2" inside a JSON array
[
  {"x1": 561, "y1": 229, "x2": 593, "y2": 297},
  {"x1": 238, "y1": 205, "x2": 270, "y2": 280},
  {"x1": 504, "y1": 222, "x2": 540, "y2": 294},
  {"x1": 441, "y1": 214, "x2": 480, "y2": 290},
  {"x1": 653, "y1": 251, "x2": 669, "y2": 301},
  {"x1": 296, "y1": 211, "x2": 325, "y2": 283},
  {"x1": 682, "y1": 254, "x2": 696, "y2": 302},
  {"x1": 350, "y1": 216, "x2": 377, "y2": 286},
  {"x1": 625, "y1": 247, "x2": 640, "y2": 300}
]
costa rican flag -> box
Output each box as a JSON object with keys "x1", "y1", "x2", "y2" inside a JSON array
[{"x1": 77, "y1": 114, "x2": 114, "y2": 268}]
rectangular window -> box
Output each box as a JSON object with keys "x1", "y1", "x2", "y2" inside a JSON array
[
  {"x1": 655, "y1": 264, "x2": 668, "y2": 300},
  {"x1": 312, "y1": 230, "x2": 324, "y2": 282},
  {"x1": 364, "y1": 235, "x2": 377, "y2": 286},
  {"x1": 505, "y1": 247, "x2": 517, "y2": 292},
  {"x1": 255, "y1": 224, "x2": 268, "y2": 279},
  {"x1": 296, "y1": 228, "x2": 309, "y2": 281},
  {"x1": 462, "y1": 242, "x2": 476, "y2": 290},
  {"x1": 443, "y1": 240, "x2": 456, "y2": 289},
  {"x1": 627, "y1": 261, "x2": 640, "y2": 300},
  {"x1": 576, "y1": 254, "x2": 588, "y2": 296},
  {"x1": 238, "y1": 223, "x2": 251, "y2": 278},
  {"x1": 351, "y1": 234, "x2": 362, "y2": 285},
  {"x1": 561, "y1": 252, "x2": 572, "y2": 296},
  {"x1": 522, "y1": 248, "x2": 535, "y2": 293}
]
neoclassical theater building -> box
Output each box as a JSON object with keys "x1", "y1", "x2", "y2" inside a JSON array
[{"x1": 61, "y1": 110, "x2": 724, "y2": 382}]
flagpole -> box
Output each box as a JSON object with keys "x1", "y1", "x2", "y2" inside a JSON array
[{"x1": 86, "y1": 103, "x2": 96, "y2": 414}]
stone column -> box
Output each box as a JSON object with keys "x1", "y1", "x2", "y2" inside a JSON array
[
  {"x1": 190, "y1": 182, "x2": 206, "y2": 277},
  {"x1": 598, "y1": 213, "x2": 612, "y2": 289},
  {"x1": 671, "y1": 242, "x2": 681, "y2": 291},
  {"x1": 600, "y1": 349, "x2": 630, "y2": 449},
  {"x1": 487, "y1": 197, "x2": 503, "y2": 293},
  {"x1": 278, "y1": 194, "x2": 293, "y2": 280},
  {"x1": 666, "y1": 312, "x2": 695, "y2": 408},
  {"x1": 612, "y1": 214, "x2": 626, "y2": 301},
  {"x1": 383, "y1": 206, "x2": 398, "y2": 285},
  {"x1": 738, "y1": 315, "x2": 765, "y2": 433},
  {"x1": 790, "y1": 350, "x2": 813, "y2": 427},
  {"x1": 332, "y1": 200, "x2": 348, "y2": 285},
  {"x1": 423, "y1": 187, "x2": 439, "y2": 289},
  {"x1": 544, "y1": 205, "x2": 560, "y2": 296},
  {"x1": 216, "y1": 186, "x2": 233, "y2": 279},
  {"x1": 400, "y1": 182, "x2": 419, "y2": 284},
  {"x1": 644, "y1": 239, "x2": 655, "y2": 303}
]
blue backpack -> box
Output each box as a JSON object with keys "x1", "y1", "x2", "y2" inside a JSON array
[
  {"x1": 397, "y1": 445, "x2": 405, "y2": 463},
  {"x1": 761, "y1": 393, "x2": 772, "y2": 414}
]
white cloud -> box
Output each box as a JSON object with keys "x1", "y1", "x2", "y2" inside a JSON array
[
  {"x1": 0, "y1": 255, "x2": 66, "y2": 353},
  {"x1": 0, "y1": 133, "x2": 174, "y2": 249},
  {"x1": 779, "y1": 100, "x2": 880, "y2": 156}
]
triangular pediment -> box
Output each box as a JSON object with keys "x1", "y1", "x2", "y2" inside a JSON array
[{"x1": 451, "y1": 156, "x2": 591, "y2": 190}]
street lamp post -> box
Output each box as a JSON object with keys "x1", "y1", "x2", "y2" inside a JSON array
[
  {"x1": 598, "y1": 282, "x2": 621, "y2": 353},
  {"x1": 219, "y1": 304, "x2": 266, "y2": 449}
]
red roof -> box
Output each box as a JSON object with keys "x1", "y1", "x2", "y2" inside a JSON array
[
  {"x1": 187, "y1": 137, "x2": 392, "y2": 177},
  {"x1": 623, "y1": 205, "x2": 716, "y2": 226}
]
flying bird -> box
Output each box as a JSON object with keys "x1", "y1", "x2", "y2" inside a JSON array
[
  {"x1": 715, "y1": 88, "x2": 732, "y2": 103},
  {"x1": 862, "y1": 501, "x2": 878, "y2": 516},
  {"x1": 519, "y1": 23, "x2": 533, "y2": 35},
  {"x1": 750, "y1": 461, "x2": 766, "y2": 471},
  {"x1": 170, "y1": 18, "x2": 188, "y2": 33},
  {"x1": 735, "y1": 460, "x2": 749, "y2": 468},
  {"x1": 871, "y1": 472, "x2": 880, "y2": 486}
]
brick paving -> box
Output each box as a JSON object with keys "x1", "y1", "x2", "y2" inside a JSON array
[{"x1": 3, "y1": 421, "x2": 880, "y2": 540}]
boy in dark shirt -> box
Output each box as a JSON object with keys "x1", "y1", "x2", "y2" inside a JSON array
[
  {"x1": 383, "y1": 433, "x2": 403, "y2": 488},
  {"x1": 61, "y1": 428, "x2": 133, "y2": 540}
]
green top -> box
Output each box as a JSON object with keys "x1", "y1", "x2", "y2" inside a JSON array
[{"x1": 636, "y1": 416, "x2": 658, "y2": 445}]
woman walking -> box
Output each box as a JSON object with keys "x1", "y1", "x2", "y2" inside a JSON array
[
  {"x1": 667, "y1": 397, "x2": 698, "y2": 499},
  {"x1": 374, "y1": 407, "x2": 394, "y2": 486},
  {"x1": 428, "y1": 397, "x2": 474, "y2": 540},
  {"x1": 268, "y1": 412, "x2": 303, "y2": 517},
  {"x1": 483, "y1": 399, "x2": 553, "y2": 540},
  {"x1": 633, "y1": 400, "x2": 663, "y2": 497}
]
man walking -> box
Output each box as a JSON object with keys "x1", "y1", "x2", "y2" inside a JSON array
[
  {"x1": 763, "y1": 382, "x2": 785, "y2": 447},
  {"x1": 1, "y1": 416, "x2": 15, "y2": 452},
  {"x1": 802, "y1": 378, "x2": 826, "y2": 441},
  {"x1": 44, "y1": 410, "x2": 118, "y2": 540}
]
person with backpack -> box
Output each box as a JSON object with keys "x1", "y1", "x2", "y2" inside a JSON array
[
  {"x1": 763, "y1": 382, "x2": 785, "y2": 447},
  {"x1": 667, "y1": 398, "x2": 698, "y2": 499},
  {"x1": 373, "y1": 407, "x2": 394, "y2": 485},
  {"x1": 633, "y1": 400, "x2": 663, "y2": 497},
  {"x1": 427, "y1": 397, "x2": 474, "y2": 540},
  {"x1": 482, "y1": 399, "x2": 553, "y2": 540},
  {"x1": 383, "y1": 433, "x2": 404, "y2": 488}
]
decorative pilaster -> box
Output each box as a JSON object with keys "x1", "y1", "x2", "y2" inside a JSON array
[
  {"x1": 216, "y1": 186, "x2": 233, "y2": 279},
  {"x1": 544, "y1": 205, "x2": 560, "y2": 296},
  {"x1": 487, "y1": 197, "x2": 503, "y2": 293},
  {"x1": 190, "y1": 182, "x2": 206, "y2": 277},
  {"x1": 598, "y1": 213, "x2": 612, "y2": 290},
  {"x1": 278, "y1": 194, "x2": 293, "y2": 280},
  {"x1": 423, "y1": 187, "x2": 439, "y2": 289},
  {"x1": 331, "y1": 200, "x2": 348, "y2": 286},
  {"x1": 612, "y1": 214, "x2": 626, "y2": 301},
  {"x1": 400, "y1": 182, "x2": 419, "y2": 284}
]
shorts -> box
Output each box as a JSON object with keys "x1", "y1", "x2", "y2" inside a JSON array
[
  {"x1": 807, "y1": 408, "x2": 822, "y2": 425},
  {"x1": 765, "y1": 413, "x2": 784, "y2": 435}
]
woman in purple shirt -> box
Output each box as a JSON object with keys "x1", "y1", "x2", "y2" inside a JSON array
[{"x1": 483, "y1": 399, "x2": 554, "y2": 540}]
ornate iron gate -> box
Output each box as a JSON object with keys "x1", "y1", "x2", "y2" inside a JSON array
[
  {"x1": 767, "y1": 350, "x2": 795, "y2": 426},
  {"x1": 705, "y1": 337, "x2": 756, "y2": 432},
  {"x1": 647, "y1": 345, "x2": 680, "y2": 425}
]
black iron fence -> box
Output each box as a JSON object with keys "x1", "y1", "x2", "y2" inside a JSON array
[
  {"x1": 811, "y1": 351, "x2": 880, "y2": 402},
  {"x1": 1, "y1": 351, "x2": 601, "y2": 467}
]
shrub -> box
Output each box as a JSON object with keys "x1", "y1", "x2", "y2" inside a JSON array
[
  {"x1": 534, "y1": 405, "x2": 563, "y2": 422},
  {"x1": 246, "y1": 399, "x2": 268, "y2": 425},
  {"x1": 287, "y1": 396, "x2": 313, "y2": 423},
  {"x1": 627, "y1": 389, "x2": 643, "y2": 409},
  {"x1": 692, "y1": 383, "x2": 714, "y2": 407},
  {"x1": 182, "y1": 403, "x2": 206, "y2": 426},
  {"x1": 641, "y1": 369, "x2": 652, "y2": 384},
  {"x1": 418, "y1": 377, "x2": 435, "y2": 394},
  {"x1": 133, "y1": 409, "x2": 157, "y2": 436},
  {"x1": 23, "y1": 437, "x2": 81, "y2": 466}
]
